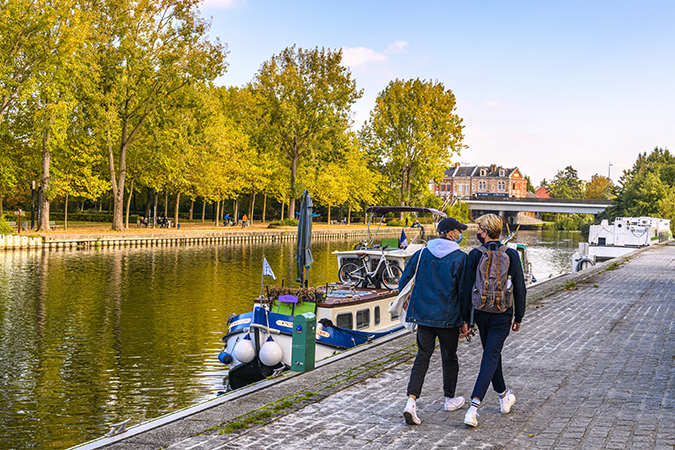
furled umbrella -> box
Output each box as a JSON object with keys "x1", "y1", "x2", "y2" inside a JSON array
[{"x1": 296, "y1": 189, "x2": 314, "y2": 286}]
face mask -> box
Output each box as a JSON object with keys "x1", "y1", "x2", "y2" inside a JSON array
[
  {"x1": 477, "y1": 231, "x2": 486, "y2": 244},
  {"x1": 455, "y1": 233, "x2": 463, "y2": 244}
]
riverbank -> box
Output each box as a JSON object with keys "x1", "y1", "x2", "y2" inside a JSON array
[
  {"x1": 0, "y1": 222, "x2": 415, "y2": 250},
  {"x1": 72, "y1": 241, "x2": 675, "y2": 450}
]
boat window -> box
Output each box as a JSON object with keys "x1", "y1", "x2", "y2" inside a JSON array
[
  {"x1": 374, "y1": 306, "x2": 381, "y2": 325},
  {"x1": 389, "y1": 302, "x2": 399, "y2": 320},
  {"x1": 356, "y1": 309, "x2": 370, "y2": 329},
  {"x1": 336, "y1": 312, "x2": 353, "y2": 329}
]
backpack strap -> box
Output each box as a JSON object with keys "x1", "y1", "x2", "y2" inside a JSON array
[{"x1": 481, "y1": 249, "x2": 491, "y2": 309}]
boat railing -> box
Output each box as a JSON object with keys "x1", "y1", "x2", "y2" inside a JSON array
[{"x1": 247, "y1": 323, "x2": 281, "y2": 335}]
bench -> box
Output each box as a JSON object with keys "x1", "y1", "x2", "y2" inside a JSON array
[
  {"x1": 49, "y1": 221, "x2": 58, "y2": 231},
  {"x1": 7, "y1": 221, "x2": 17, "y2": 230}
]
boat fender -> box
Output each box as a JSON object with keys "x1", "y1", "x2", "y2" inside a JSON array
[
  {"x1": 259, "y1": 336, "x2": 283, "y2": 367},
  {"x1": 218, "y1": 351, "x2": 233, "y2": 364},
  {"x1": 232, "y1": 334, "x2": 256, "y2": 364},
  {"x1": 575, "y1": 256, "x2": 596, "y2": 272},
  {"x1": 319, "y1": 318, "x2": 334, "y2": 328}
]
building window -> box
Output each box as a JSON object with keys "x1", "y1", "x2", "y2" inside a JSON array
[
  {"x1": 500, "y1": 169, "x2": 505, "y2": 177},
  {"x1": 480, "y1": 169, "x2": 486, "y2": 176},
  {"x1": 513, "y1": 183, "x2": 516, "y2": 190},
  {"x1": 356, "y1": 309, "x2": 370, "y2": 329},
  {"x1": 336, "y1": 312, "x2": 353, "y2": 329}
]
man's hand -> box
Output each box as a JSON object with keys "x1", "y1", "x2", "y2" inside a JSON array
[
  {"x1": 512, "y1": 322, "x2": 521, "y2": 332},
  {"x1": 459, "y1": 322, "x2": 471, "y2": 339}
]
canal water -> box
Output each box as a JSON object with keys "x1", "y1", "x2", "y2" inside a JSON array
[{"x1": 0, "y1": 230, "x2": 583, "y2": 449}]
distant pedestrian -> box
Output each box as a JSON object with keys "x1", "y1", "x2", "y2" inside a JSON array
[
  {"x1": 461, "y1": 213, "x2": 526, "y2": 427},
  {"x1": 400, "y1": 217, "x2": 471, "y2": 425},
  {"x1": 242, "y1": 214, "x2": 248, "y2": 227}
]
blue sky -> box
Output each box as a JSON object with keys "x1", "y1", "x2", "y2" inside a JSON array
[{"x1": 200, "y1": 0, "x2": 674, "y2": 187}]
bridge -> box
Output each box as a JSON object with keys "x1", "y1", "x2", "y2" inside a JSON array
[{"x1": 465, "y1": 197, "x2": 612, "y2": 215}]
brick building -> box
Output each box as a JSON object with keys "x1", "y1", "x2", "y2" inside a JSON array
[{"x1": 430, "y1": 163, "x2": 528, "y2": 200}]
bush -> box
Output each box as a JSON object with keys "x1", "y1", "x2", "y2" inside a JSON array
[
  {"x1": 268, "y1": 218, "x2": 298, "y2": 227},
  {"x1": 553, "y1": 214, "x2": 594, "y2": 231},
  {"x1": 0, "y1": 218, "x2": 13, "y2": 234}
]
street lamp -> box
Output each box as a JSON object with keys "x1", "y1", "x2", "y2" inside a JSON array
[{"x1": 608, "y1": 162, "x2": 613, "y2": 180}]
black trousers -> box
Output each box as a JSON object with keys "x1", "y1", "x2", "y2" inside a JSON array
[
  {"x1": 470, "y1": 310, "x2": 511, "y2": 400},
  {"x1": 407, "y1": 325, "x2": 460, "y2": 399}
]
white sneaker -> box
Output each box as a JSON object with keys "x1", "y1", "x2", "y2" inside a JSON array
[
  {"x1": 403, "y1": 397, "x2": 421, "y2": 425},
  {"x1": 464, "y1": 406, "x2": 479, "y2": 427},
  {"x1": 499, "y1": 390, "x2": 516, "y2": 414},
  {"x1": 444, "y1": 396, "x2": 465, "y2": 411}
]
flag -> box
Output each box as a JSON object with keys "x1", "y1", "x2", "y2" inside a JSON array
[
  {"x1": 400, "y1": 229, "x2": 408, "y2": 249},
  {"x1": 262, "y1": 256, "x2": 277, "y2": 280}
]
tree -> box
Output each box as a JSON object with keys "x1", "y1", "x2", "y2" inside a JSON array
[
  {"x1": 83, "y1": 0, "x2": 227, "y2": 230},
  {"x1": 360, "y1": 78, "x2": 465, "y2": 212},
  {"x1": 251, "y1": 45, "x2": 362, "y2": 219},
  {"x1": 548, "y1": 166, "x2": 585, "y2": 199},
  {"x1": 585, "y1": 174, "x2": 613, "y2": 200},
  {"x1": 524, "y1": 175, "x2": 536, "y2": 194},
  {"x1": 606, "y1": 148, "x2": 675, "y2": 231},
  {"x1": 0, "y1": 0, "x2": 54, "y2": 124}
]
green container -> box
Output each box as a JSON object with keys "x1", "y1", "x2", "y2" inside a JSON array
[{"x1": 291, "y1": 313, "x2": 316, "y2": 372}]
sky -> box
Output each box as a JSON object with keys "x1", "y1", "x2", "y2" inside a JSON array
[{"x1": 198, "y1": 0, "x2": 674, "y2": 187}]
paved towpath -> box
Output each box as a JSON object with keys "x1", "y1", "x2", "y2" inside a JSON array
[{"x1": 105, "y1": 244, "x2": 675, "y2": 450}]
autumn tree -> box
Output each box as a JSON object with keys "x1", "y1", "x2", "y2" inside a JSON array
[
  {"x1": 360, "y1": 78, "x2": 465, "y2": 211},
  {"x1": 548, "y1": 166, "x2": 586, "y2": 199},
  {"x1": 83, "y1": 0, "x2": 227, "y2": 230},
  {"x1": 585, "y1": 174, "x2": 613, "y2": 200},
  {"x1": 250, "y1": 46, "x2": 361, "y2": 218}
]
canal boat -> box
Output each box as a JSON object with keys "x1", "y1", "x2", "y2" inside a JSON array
[
  {"x1": 219, "y1": 284, "x2": 402, "y2": 389},
  {"x1": 572, "y1": 217, "x2": 672, "y2": 272}
]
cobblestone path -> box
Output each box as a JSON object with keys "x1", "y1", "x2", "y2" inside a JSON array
[{"x1": 168, "y1": 245, "x2": 675, "y2": 450}]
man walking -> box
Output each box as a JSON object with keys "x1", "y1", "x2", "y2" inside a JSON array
[
  {"x1": 461, "y1": 213, "x2": 526, "y2": 427},
  {"x1": 400, "y1": 217, "x2": 471, "y2": 425}
]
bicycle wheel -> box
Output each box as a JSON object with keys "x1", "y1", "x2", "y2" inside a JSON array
[
  {"x1": 339, "y1": 262, "x2": 364, "y2": 285},
  {"x1": 380, "y1": 264, "x2": 403, "y2": 290}
]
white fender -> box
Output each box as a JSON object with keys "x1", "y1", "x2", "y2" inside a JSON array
[
  {"x1": 259, "y1": 336, "x2": 283, "y2": 367},
  {"x1": 232, "y1": 334, "x2": 256, "y2": 364}
]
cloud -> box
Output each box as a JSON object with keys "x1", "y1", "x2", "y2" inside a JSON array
[
  {"x1": 485, "y1": 100, "x2": 505, "y2": 110},
  {"x1": 341, "y1": 41, "x2": 409, "y2": 68},
  {"x1": 385, "y1": 40, "x2": 409, "y2": 54},
  {"x1": 201, "y1": 0, "x2": 245, "y2": 9},
  {"x1": 341, "y1": 47, "x2": 387, "y2": 67}
]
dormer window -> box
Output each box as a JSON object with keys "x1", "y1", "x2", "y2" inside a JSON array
[
  {"x1": 480, "y1": 169, "x2": 486, "y2": 177},
  {"x1": 499, "y1": 169, "x2": 505, "y2": 177}
]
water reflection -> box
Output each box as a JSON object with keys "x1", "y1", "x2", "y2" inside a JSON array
[{"x1": 0, "y1": 230, "x2": 583, "y2": 449}]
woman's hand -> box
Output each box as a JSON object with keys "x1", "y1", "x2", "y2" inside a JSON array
[{"x1": 459, "y1": 322, "x2": 471, "y2": 339}]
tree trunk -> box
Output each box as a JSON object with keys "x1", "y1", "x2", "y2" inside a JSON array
[
  {"x1": 38, "y1": 129, "x2": 51, "y2": 232},
  {"x1": 125, "y1": 178, "x2": 134, "y2": 229},
  {"x1": 281, "y1": 201, "x2": 285, "y2": 220},
  {"x1": 250, "y1": 193, "x2": 255, "y2": 224},
  {"x1": 289, "y1": 157, "x2": 298, "y2": 219},
  {"x1": 189, "y1": 200, "x2": 194, "y2": 220},
  {"x1": 164, "y1": 190, "x2": 168, "y2": 217},
  {"x1": 215, "y1": 200, "x2": 220, "y2": 227},
  {"x1": 0, "y1": 185, "x2": 4, "y2": 217},
  {"x1": 174, "y1": 191, "x2": 181, "y2": 227},
  {"x1": 64, "y1": 194, "x2": 69, "y2": 231},
  {"x1": 348, "y1": 203, "x2": 352, "y2": 225},
  {"x1": 108, "y1": 138, "x2": 126, "y2": 231},
  {"x1": 262, "y1": 194, "x2": 267, "y2": 223},
  {"x1": 201, "y1": 198, "x2": 205, "y2": 222},
  {"x1": 234, "y1": 197, "x2": 239, "y2": 223},
  {"x1": 327, "y1": 206, "x2": 331, "y2": 225}
]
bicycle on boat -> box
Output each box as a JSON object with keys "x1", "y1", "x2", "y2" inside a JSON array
[{"x1": 338, "y1": 245, "x2": 403, "y2": 289}]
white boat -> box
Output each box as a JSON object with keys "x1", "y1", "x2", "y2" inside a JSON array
[{"x1": 572, "y1": 217, "x2": 672, "y2": 272}]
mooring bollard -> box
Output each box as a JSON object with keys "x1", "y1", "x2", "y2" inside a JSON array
[{"x1": 291, "y1": 312, "x2": 316, "y2": 372}]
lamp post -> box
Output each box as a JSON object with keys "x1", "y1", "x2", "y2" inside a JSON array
[
  {"x1": 31, "y1": 181, "x2": 35, "y2": 230},
  {"x1": 607, "y1": 162, "x2": 613, "y2": 199}
]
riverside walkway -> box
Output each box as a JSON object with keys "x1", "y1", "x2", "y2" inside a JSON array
[{"x1": 80, "y1": 243, "x2": 675, "y2": 450}]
